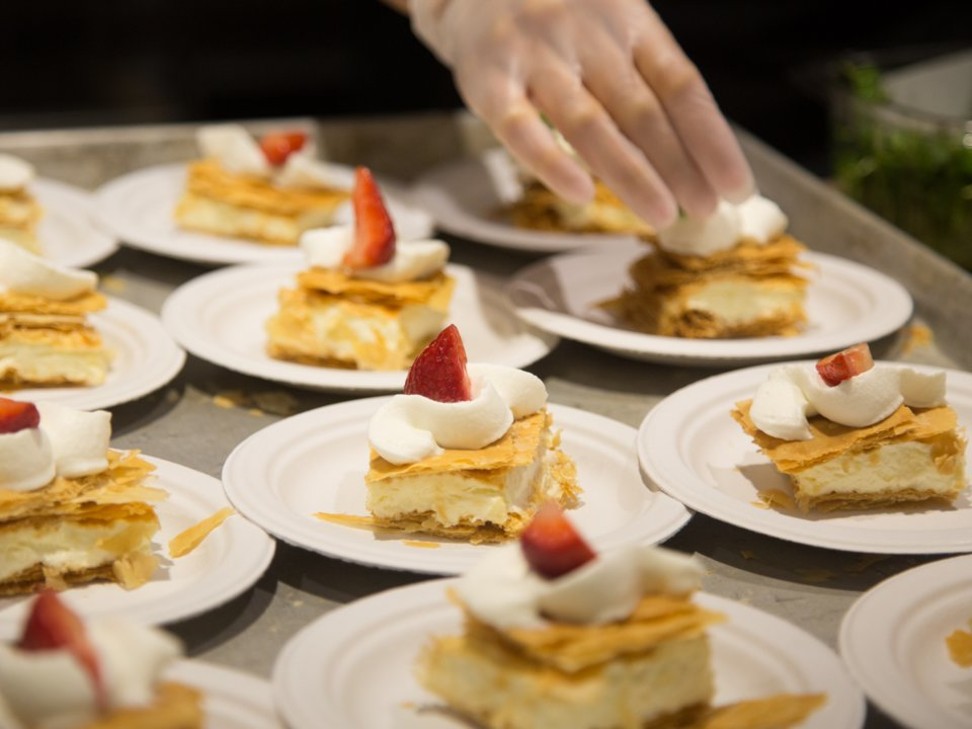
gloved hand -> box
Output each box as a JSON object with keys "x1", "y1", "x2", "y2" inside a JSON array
[{"x1": 409, "y1": 0, "x2": 754, "y2": 228}]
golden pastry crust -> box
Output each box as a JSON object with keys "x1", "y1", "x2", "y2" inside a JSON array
[
  {"x1": 0, "y1": 316, "x2": 111, "y2": 388},
  {"x1": 0, "y1": 290, "x2": 106, "y2": 316},
  {"x1": 174, "y1": 159, "x2": 349, "y2": 246},
  {"x1": 80, "y1": 681, "x2": 203, "y2": 729},
  {"x1": 296, "y1": 268, "x2": 454, "y2": 306},
  {"x1": 600, "y1": 236, "x2": 810, "y2": 339}
]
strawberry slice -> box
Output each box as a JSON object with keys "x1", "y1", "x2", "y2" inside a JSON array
[
  {"x1": 815, "y1": 343, "x2": 874, "y2": 387},
  {"x1": 259, "y1": 130, "x2": 308, "y2": 166},
  {"x1": 520, "y1": 502, "x2": 596, "y2": 579},
  {"x1": 342, "y1": 166, "x2": 396, "y2": 269},
  {"x1": 403, "y1": 324, "x2": 472, "y2": 403},
  {"x1": 18, "y1": 590, "x2": 106, "y2": 709},
  {"x1": 0, "y1": 397, "x2": 40, "y2": 434}
]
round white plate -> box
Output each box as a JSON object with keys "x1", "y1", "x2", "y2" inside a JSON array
[
  {"x1": 223, "y1": 398, "x2": 690, "y2": 575},
  {"x1": 166, "y1": 660, "x2": 282, "y2": 729},
  {"x1": 0, "y1": 456, "x2": 276, "y2": 641},
  {"x1": 273, "y1": 578, "x2": 865, "y2": 729},
  {"x1": 839, "y1": 554, "x2": 972, "y2": 729},
  {"x1": 94, "y1": 162, "x2": 435, "y2": 266},
  {"x1": 507, "y1": 239, "x2": 914, "y2": 367},
  {"x1": 638, "y1": 363, "x2": 972, "y2": 553},
  {"x1": 33, "y1": 178, "x2": 119, "y2": 268},
  {"x1": 412, "y1": 148, "x2": 642, "y2": 252},
  {"x1": 161, "y1": 262, "x2": 556, "y2": 394},
  {"x1": 7, "y1": 297, "x2": 186, "y2": 411}
]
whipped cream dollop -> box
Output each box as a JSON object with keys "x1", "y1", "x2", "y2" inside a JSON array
[
  {"x1": 369, "y1": 363, "x2": 547, "y2": 464},
  {"x1": 749, "y1": 363, "x2": 947, "y2": 441},
  {"x1": 657, "y1": 194, "x2": 788, "y2": 256},
  {"x1": 301, "y1": 226, "x2": 449, "y2": 283},
  {"x1": 0, "y1": 403, "x2": 112, "y2": 492},
  {"x1": 0, "y1": 154, "x2": 35, "y2": 191},
  {"x1": 456, "y1": 543, "x2": 704, "y2": 629},
  {"x1": 0, "y1": 617, "x2": 181, "y2": 728},
  {"x1": 0, "y1": 239, "x2": 98, "y2": 300},
  {"x1": 197, "y1": 124, "x2": 337, "y2": 188}
]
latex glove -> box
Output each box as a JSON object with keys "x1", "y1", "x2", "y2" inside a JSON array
[{"x1": 410, "y1": 0, "x2": 755, "y2": 228}]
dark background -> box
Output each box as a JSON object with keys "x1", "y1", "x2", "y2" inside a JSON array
[{"x1": 4, "y1": 1, "x2": 970, "y2": 175}]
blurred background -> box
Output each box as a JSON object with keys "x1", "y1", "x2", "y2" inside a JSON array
[{"x1": 4, "y1": 1, "x2": 968, "y2": 178}]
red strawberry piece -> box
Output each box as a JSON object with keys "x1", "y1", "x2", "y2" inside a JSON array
[
  {"x1": 18, "y1": 590, "x2": 106, "y2": 709},
  {"x1": 0, "y1": 397, "x2": 40, "y2": 434},
  {"x1": 403, "y1": 324, "x2": 472, "y2": 403},
  {"x1": 815, "y1": 343, "x2": 874, "y2": 387},
  {"x1": 343, "y1": 166, "x2": 396, "y2": 269},
  {"x1": 259, "y1": 130, "x2": 308, "y2": 166},
  {"x1": 520, "y1": 502, "x2": 596, "y2": 579}
]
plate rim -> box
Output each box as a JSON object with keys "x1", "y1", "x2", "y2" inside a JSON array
[
  {"x1": 221, "y1": 396, "x2": 691, "y2": 575},
  {"x1": 160, "y1": 260, "x2": 557, "y2": 394},
  {"x1": 506, "y1": 241, "x2": 914, "y2": 366},
  {"x1": 32, "y1": 177, "x2": 120, "y2": 268},
  {"x1": 637, "y1": 361, "x2": 972, "y2": 554},
  {"x1": 166, "y1": 658, "x2": 282, "y2": 728}
]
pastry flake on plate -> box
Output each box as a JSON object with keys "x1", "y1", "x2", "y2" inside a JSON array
[{"x1": 266, "y1": 167, "x2": 454, "y2": 371}]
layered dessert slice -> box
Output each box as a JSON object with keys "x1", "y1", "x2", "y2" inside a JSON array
[
  {"x1": 0, "y1": 154, "x2": 43, "y2": 255},
  {"x1": 174, "y1": 124, "x2": 349, "y2": 246},
  {"x1": 0, "y1": 240, "x2": 112, "y2": 387},
  {"x1": 267, "y1": 166, "x2": 454, "y2": 371},
  {"x1": 732, "y1": 343, "x2": 968, "y2": 512},
  {"x1": 0, "y1": 398, "x2": 164, "y2": 595},
  {"x1": 601, "y1": 195, "x2": 810, "y2": 338},
  {"x1": 365, "y1": 325, "x2": 579, "y2": 543},
  {"x1": 0, "y1": 590, "x2": 202, "y2": 728},
  {"x1": 418, "y1": 505, "x2": 825, "y2": 728}
]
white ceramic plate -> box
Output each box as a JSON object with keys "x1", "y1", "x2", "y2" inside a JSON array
[
  {"x1": 161, "y1": 262, "x2": 556, "y2": 394},
  {"x1": 222, "y1": 399, "x2": 690, "y2": 575},
  {"x1": 638, "y1": 363, "x2": 972, "y2": 553},
  {"x1": 94, "y1": 163, "x2": 435, "y2": 266},
  {"x1": 0, "y1": 456, "x2": 276, "y2": 641},
  {"x1": 507, "y1": 239, "x2": 914, "y2": 366},
  {"x1": 6, "y1": 297, "x2": 186, "y2": 411},
  {"x1": 273, "y1": 578, "x2": 865, "y2": 729},
  {"x1": 839, "y1": 554, "x2": 972, "y2": 729},
  {"x1": 167, "y1": 660, "x2": 282, "y2": 729},
  {"x1": 33, "y1": 178, "x2": 119, "y2": 268},
  {"x1": 412, "y1": 148, "x2": 642, "y2": 252}
]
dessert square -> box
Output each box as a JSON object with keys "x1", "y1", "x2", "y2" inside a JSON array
[
  {"x1": 0, "y1": 241, "x2": 111, "y2": 388},
  {"x1": 173, "y1": 125, "x2": 349, "y2": 246},
  {"x1": 0, "y1": 154, "x2": 42, "y2": 255}
]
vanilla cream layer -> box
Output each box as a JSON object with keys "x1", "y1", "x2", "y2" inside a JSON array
[
  {"x1": 176, "y1": 194, "x2": 335, "y2": 245},
  {"x1": 793, "y1": 440, "x2": 966, "y2": 498},
  {"x1": 366, "y1": 450, "x2": 550, "y2": 527},
  {"x1": 0, "y1": 518, "x2": 156, "y2": 582},
  {"x1": 0, "y1": 343, "x2": 111, "y2": 386},
  {"x1": 420, "y1": 632, "x2": 712, "y2": 729},
  {"x1": 681, "y1": 279, "x2": 803, "y2": 324},
  {"x1": 269, "y1": 299, "x2": 446, "y2": 371}
]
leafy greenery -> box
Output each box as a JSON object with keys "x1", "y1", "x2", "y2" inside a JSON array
[{"x1": 832, "y1": 62, "x2": 972, "y2": 270}]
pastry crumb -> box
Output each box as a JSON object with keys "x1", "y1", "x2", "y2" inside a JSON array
[
  {"x1": 946, "y1": 624, "x2": 972, "y2": 667},
  {"x1": 169, "y1": 507, "x2": 235, "y2": 557}
]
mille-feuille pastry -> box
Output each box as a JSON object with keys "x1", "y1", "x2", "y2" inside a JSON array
[
  {"x1": 365, "y1": 325, "x2": 579, "y2": 543},
  {"x1": 418, "y1": 504, "x2": 825, "y2": 729},
  {"x1": 732, "y1": 343, "x2": 968, "y2": 512},
  {"x1": 0, "y1": 590, "x2": 202, "y2": 728},
  {"x1": 0, "y1": 154, "x2": 42, "y2": 255},
  {"x1": 601, "y1": 195, "x2": 811, "y2": 338},
  {"x1": 266, "y1": 166, "x2": 454, "y2": 371},
  {"x1": 0, "y1": 239, "x2": 111, "y2": 388},
  {"x1": 0, "y1": 398, "x2": 164, "y2": 595},
  {"x1": 174, "y1": 124, "x2": 349, "y2": 246}
]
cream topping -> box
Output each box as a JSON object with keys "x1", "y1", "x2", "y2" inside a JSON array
[
  {"x1": 750, "y1": 363, "x2": 947, "y2": 440},
  {"x1": 0, "y1": 403, "x2": 111, "y2": 492},
  {"x1": 368, "y1": 364, "x2": 547, "y2": 464},
  {"x1": 456, "y1": 544, "x2": 704, "y2": 629},
  {"x1": 657, "y1": 194, "x2": 787, "y2": 256},
  {"x1": 0, "y1": 239, "x2": 98, "y2": 300},
  {"x1": 0, "y1": 154, "x2": 35, "y2": 191},
  {"x1": 0, "y1": 618, "x2": 181, "y2": 728},
  {"x1": 300, "y1": 226, "x2": 449, "y2": 283},
  {"x1": 196, "y1": 124, "x2": 338, "y2": 188}
]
